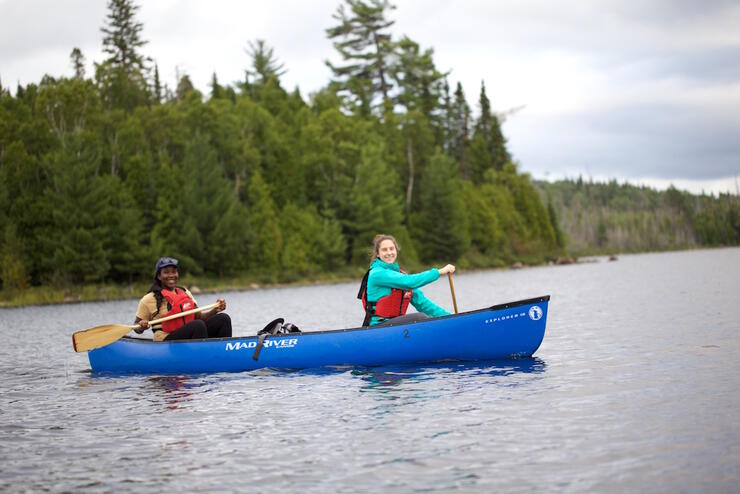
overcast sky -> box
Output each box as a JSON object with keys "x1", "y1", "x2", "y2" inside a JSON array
[{"x1": 2, "y1": 0, "x2": 739, "y2": 194}]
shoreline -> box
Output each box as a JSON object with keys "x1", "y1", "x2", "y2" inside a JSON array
[{"x1": 2, "y1": 246, "x2": 733, "y2": 309}]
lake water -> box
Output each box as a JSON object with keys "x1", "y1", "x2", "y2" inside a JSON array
[{"x1": 1, "y1": 248, "x2": 738, "y2": 493}]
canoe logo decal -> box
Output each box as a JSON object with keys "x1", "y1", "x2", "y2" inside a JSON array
[
  {"x1": 528, "y1": 306, "x2": 543, "y2": 321},
  {"x1": 484, "y1": 311, "x2": 526, "y2": 324},
  {"x1": 225, "y1": 339, "x2": 298, "y2": 351}
]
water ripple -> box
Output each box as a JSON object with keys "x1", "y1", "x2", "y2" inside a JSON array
[{"x1": 1, "y1": 249, "x2": 739, "y2": 492}]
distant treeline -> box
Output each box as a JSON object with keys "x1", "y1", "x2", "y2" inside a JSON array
[
  {"x1": 536, "y1": 178, "x2": 740, "y2": 255},
  {"x1": 0, "y1": 0, "x2": 563, "y2": 293}
]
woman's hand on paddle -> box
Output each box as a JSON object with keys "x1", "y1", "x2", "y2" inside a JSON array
[
  {"x1": 200, "y1": 298, "x2": 227, "y2": 319},
  {"x1": 135, "y1": 318, "x2": 150, "y2": 334},
  {"x1": 438, "y1": 264, "x2": 456, "y2": 276}
]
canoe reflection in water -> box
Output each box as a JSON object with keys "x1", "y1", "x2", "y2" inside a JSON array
[{"x1": 353, "y1": 358, "x2": 548, "y2": 393}]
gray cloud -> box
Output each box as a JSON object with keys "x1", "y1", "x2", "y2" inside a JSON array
[{"x1": 508, "y1": 101, "x2": 740, "y2": 181}]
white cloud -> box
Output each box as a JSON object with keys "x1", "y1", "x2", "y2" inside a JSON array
[{"x1": 1, "y1": 0, "x2": 738, "y2": 194}]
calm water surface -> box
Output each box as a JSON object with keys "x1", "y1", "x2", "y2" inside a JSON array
[{"x1": 1, "y1": 248, "x2": 738, "y2": 493}]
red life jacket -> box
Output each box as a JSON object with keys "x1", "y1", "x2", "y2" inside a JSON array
[
  {"x1": 357, "y1": 269, "x2": 413, "y2": 327},
  {"x1": 160, "y1": 287, "x2": 196, "y2": 333}
]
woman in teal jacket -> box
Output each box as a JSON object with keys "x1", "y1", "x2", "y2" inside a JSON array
[{"x1": 360, "y1": 234, "x2": 456, "y2": 326}]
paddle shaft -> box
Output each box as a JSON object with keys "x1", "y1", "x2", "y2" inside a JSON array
[
  {"x1": 447, "y1": 273, "x2": 458, "y2": 314},
  {"x1": 146, "y1": 302, "x2": 219, "y2": 327}
]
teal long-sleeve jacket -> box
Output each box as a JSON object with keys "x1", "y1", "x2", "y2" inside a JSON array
[{"x1": 366, "y1": 258, "x2": 450, "y2": 326}]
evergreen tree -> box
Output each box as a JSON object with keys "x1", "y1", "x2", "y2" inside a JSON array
[
  {"x1": 449, "y1": 82, "x2": 471, "y2": 177},
  {"x1": 326, "y1": 0, "x2": 396, "y2": 115},
  {"x1": 399, "y1": 110, "x2": 434, "y2": 213},
  {"x1": 476, "y1": 81, "x2": 510, "y2": 171},
  {"x1": 97, "y1": 0, "x2": 150, "y2": 111},
  {"x1": 468, "y1": 82, "x2": 493, "y2": 182},
  {"x1": 179, "y1": 134, "x2": 237, "y2": 274},
  {"x1": 547, "y1": 193, "x2": 565, "y2": 249},
  {"x1": 210, "y1": 72, "x2": 224, "y2": 99},
  {"x1": 412, "y1": 153, "x2": 469, "y2": 262},
  {"x1": 210, "y1": 201, "x2": 251, "y2": 277},
  {"x1": 70, "y1": 48, "x2": 86, "y2": 79},
  {"x1": 467, "y1": 131, "x2": 491, "y2": 184},
  {"x1": 150, "y1": 161, "x2": 202, "y2": 274},
  {"x1": 461, "y1": 181, "x2": 505, "y2": 264},
  {"x1": 391, "y1": 36, "x2": 445, "y2": 121},
  {"x1": 36, "y1": 134, "x2": 113, "y2": 284},
  {"x1": 245, "y1": 39, "x2": 286, "y2": 85},
  {"x1": 298, "y1": 107, "x2": 366, "y2": 213},
  {"x1": 346, "y1": 140, "x2": 405, "y2": 262},
  {"x1": 246, "y1": 170, "x2": 282, "y2": 277},
  {"x1": 278, "y1": 203, "x2": 347, "y2": 277},
  {"x1": 439, "y1": 79, "x2": 453, "y2": 153},
  {"x1": 153, "y1": 64, "x2": 162, "y2": 103},
  {"x1": 99, "y1": 174, "x2": 150, "y2": 282},
  {"x1": 101, "y1": 0, "x2": 148, "y2": 76},
  {"x1": 175, "y1": 74, "x2": 196, "y2": 101}
]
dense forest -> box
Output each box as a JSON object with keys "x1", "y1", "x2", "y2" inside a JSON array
[
  {"x1": 0, "y1": 0, "x2": 736, "y2": 303},
  {"x1": 0, "y1": 0, "x2": 563, "y2": 297},
  {"x1": 536, "y1": 179, "x2": 740, "y2": 255}
]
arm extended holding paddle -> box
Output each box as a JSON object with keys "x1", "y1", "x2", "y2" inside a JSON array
[
  {"x1": 73, "y1": 302, "x2": 220, "y2": 352},
  {"x1": 135, "y1": 298, "x2": 226, "y2": 332}
]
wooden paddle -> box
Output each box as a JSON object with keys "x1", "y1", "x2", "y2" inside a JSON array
[
  {"x1": 447, "y1": 273, "x2": 459, "y2": 314},
  {"x1": 72, "y1": 302, "x2": 220, "y2": 352}
]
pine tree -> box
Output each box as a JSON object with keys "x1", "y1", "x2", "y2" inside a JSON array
[
  {"x1": 70, "y1": 48, "x2": 86, "y2": 79},
  {"x1": 470, "y1": 83, "x2": 512, "y2": 179},
  {"x1": 391, "y1": 36, "x2": 446, "y2": 121},
  {"x1": 346, "y1": 140, "x2": 405, "y2": 262},
  {"x1": 478, "y1": 81, "x2": 511, "y2": 171},
  {"x1": 179, "y1": 134, "x2": 236, "y2": 273},
  {"x1": 547, "y1": 193, "x2": 565, "y2": 249},
  {"x1": 467, "y1": 131, "x2": 491, "y2": 184},
  {"x1": 210, "y1": 72, "x2": 224, "y2": 99},
  {"x1": 246, "y1": 170, "x2": 282, "y2": 277},
  {"x1": 245, "y1": 39, "x2": 286, "y2": 85},
  {"x1": 101, "y1": 0, "x2": 148, "y2": 76},
  {"x1": 153, "y1": 64, "x2": 162, "y2": 103},
  {"x1": 36, "y1": 134, "x2": 114, "y2": 284},
  {"x1": 399, "y1": 110, "x2": 434, "y2": 213},
  {"x1": 175, "y1": 74, "x2": 196, "y2": 101},
  {"x1": 150, "y1": 161, "x2": 202, "y2": 274},
  {"x1": 326, "y1": 0, "x2": 396, "y2": 115},
  {"x1": 461, "y1": 181, "x2": 505, "y2": 263},
  {"x1": 97, "y1": 0, "x2": 150, "y2": 111},
  {"x1": 210, "y1": 202, "x2": 250, "y2": 277},
  {"x1": 278, "y1": 203, "x2": 348, "y2": 277},
  {"x1": 411, "y1": 153, "x2": 469, "y2": 262},
  {"x1": 449, "y1": 82, "x2": 471, "y2": 177}
]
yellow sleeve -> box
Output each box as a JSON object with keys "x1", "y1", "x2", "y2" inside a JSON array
[{"x1": 135, "y1": 293, "x2": 159, "y2": 321}]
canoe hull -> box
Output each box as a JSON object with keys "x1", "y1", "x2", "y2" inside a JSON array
[{"x1": 88, "y1": 296, "x2": 550, "y2": 374}]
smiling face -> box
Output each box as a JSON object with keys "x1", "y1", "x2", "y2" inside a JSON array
[
  {"x1": 157, "y1": 266, "x2": 179, "y2": 290},
  {"x1": 378, "y1": 239, "x2": 398, "y2": 264}
]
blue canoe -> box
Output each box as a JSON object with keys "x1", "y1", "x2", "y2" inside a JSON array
[{"x1": 88, "y1": 296, "x2": 550, "y2": 374}]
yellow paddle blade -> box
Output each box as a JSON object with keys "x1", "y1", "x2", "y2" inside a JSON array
[{"x1": 72, "y1": 324, "x2": 136, "y2": 353}]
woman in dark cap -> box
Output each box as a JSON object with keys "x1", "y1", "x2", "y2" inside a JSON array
[{"x1": 134, "y1": 257, "x2": 232, "y2": 341}]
